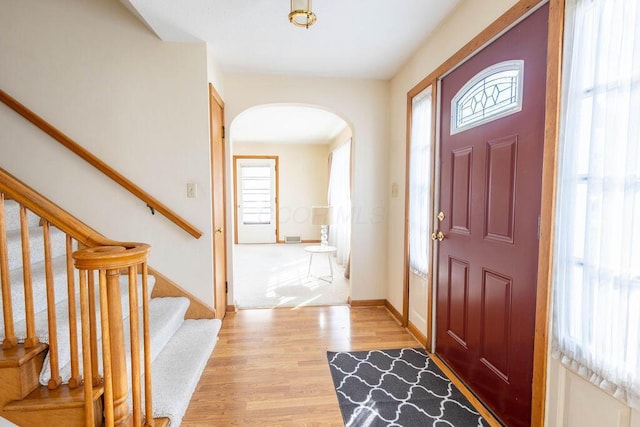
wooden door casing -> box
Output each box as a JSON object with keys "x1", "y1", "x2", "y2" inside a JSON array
[
  {"x1": 435, "y1": 5, "x2": 549, "y2": 427},
  {"x1": 209, "y1": 84, "x2": 227, "y2": 320}
]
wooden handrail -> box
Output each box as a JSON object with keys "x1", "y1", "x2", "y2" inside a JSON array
[{"x1": 0, "y1": 89, "x2": 203, "y2": 239}]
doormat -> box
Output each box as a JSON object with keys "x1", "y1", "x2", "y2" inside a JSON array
[{"x1": 327, "y1": 348, "x2": 491, "y2": 426}]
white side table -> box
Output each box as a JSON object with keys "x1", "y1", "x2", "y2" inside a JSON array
[{"x1": 304, "y1": 245, "x2": 337, "y2": 282}]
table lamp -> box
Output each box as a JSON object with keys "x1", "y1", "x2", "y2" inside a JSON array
[{"x1": 311, "y1": 206, "x2": 332, "y2": 246}]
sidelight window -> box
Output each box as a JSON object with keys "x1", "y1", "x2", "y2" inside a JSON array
[
  {"x1": 328, "y1": 140, "x2": 351, "y2": 267},
  {"x1": 409, "y1": 86, "x2": 433, "y2": 277},
  {"x1": 553, "y1": 0, "x2": 640, "y2": 407}
]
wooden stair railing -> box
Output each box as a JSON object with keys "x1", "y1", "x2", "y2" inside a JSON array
[
  {"x1": 0, "y1": 168, "x2": 155, "y2": 426},
  {"x1": 73, "y1": 244, "x2": 153, "y2": 427},
  {"x1": 0, "y1": 89, "x2": 203, "y2": 239}
]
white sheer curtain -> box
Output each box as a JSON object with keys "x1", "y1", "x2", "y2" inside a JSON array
[
  {"x1": 553, "y1": 0, "x2": 640, "y2": 408},
  {"x1": 328, "y1": 141, "x2": 351, "y2": 266},
  {"x1": 409, "y1": 87, "x2": 432, "y2": 277}
]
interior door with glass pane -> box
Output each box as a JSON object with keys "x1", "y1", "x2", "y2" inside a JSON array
[{"x1": 235, "y1": 157, "x2": 277, "y2": 244}]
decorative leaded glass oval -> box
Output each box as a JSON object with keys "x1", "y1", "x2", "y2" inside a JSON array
[{"x1": 451, "y1": 60, "x2": 524, "y2": 135}]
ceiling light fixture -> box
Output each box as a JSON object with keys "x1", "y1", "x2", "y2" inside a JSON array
[{"x1": 289, "y1": 0, "x2": 317, "y2": 29}]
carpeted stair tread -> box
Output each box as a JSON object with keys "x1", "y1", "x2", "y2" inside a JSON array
[
  {"x1": 3, "y1": 200, "x2": 41, "y2": 232},
  {"x1": 5, "y1": 225, "x2": 66, "y2": 271},
  {"x1": 1, "y1": 274, "x2": 156, "y2": 344},
  {"x1": 0, "y1": 256, "x2": 69, "y2": 329},
  {"x1": 38, "y1": 276, "x2": 159, "y2": 385},
  {"x1": 40, "y1": 296, "x2": 187, "y2": 385},
  {"x1": 139, "y1": 319, "x2": 221, "y2": 426}
]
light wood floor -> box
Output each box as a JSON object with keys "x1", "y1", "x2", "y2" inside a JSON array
[{"x1": 181, "y1": 306, "x2": 419, "y2": 426}]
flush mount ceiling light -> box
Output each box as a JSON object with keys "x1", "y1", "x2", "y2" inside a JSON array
[{"x1": 289, "y1": 0, "x2": 317, "y2": 29}]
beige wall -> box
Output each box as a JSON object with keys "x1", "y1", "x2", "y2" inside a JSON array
[
  {"x1": 224, "y1": 73, "x2": 389, "y2": 302},
  {"x1": 0, "y1": 0, "x2": 216, "y2": 306},
  {"x1": 328, "y1": 126, "x2": 352, "y2": 152},
  {"x1": 233, "y1": 143, "x2": 329, "y2": 241}
]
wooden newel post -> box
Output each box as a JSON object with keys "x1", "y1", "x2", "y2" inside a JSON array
[
  {"x1": 73, "y1": 243, "x2": 151, "y2": 427},
  {"x1": 106, "y1": 268, "x2": 129, "y2": 426}
]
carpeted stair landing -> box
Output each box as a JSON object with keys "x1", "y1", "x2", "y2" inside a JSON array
[{"x1": 0, "y1": 200, "x2": 221, "y2": 425}]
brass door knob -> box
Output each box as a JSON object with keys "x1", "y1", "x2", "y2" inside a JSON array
[{"x1": 431, "y1": 231, "x2": 445, "y2": 241}]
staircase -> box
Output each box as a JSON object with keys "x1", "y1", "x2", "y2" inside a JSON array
[{"x1": 0, "y1": 176, "x2": 222, "y2": 426}]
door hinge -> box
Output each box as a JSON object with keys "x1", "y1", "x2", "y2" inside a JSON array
[
  {"x1": 222, "y1": 126, "x2": 225, "y2": 139},
  {"x1": 225, "y1": 281, "x2": 228, "y2": 293}
]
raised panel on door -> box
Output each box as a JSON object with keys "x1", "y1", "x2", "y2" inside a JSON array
[
  {"x1": 479, "y1": 269, "x2": 512, "y2": 382},
  {"x1": 450, "y1": 147, "x2": 473, "y2": 235},
  {"x1": 446, "y1": 257, "x2": 469, "y2": 348},
  {"x1": 484, "y1": 136, "x2": 518, "y2": 243}
]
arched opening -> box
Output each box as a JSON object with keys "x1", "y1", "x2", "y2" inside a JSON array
[{"x1": 227, "y1": 103, "x2": 353, "y2": 309}]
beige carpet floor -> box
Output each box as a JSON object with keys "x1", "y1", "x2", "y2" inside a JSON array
[{"x1": 232, "y1": 244, "x2": 350, "y2": 309}]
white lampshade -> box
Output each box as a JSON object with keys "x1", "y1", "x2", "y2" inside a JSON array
[{"x1": 311, "y1": 206, "x2": 332, "y2": 225}]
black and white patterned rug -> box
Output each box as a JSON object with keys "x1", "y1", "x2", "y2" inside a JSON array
[{"x1": 327, "y1": 348, "x2": 490, "y2": 426}]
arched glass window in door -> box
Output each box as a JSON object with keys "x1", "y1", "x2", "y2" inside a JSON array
[{"x1": 451, "y1": 60, "x2": 524, "y2": 135}]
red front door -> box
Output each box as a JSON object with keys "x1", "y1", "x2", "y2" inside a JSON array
[{"x1": 435, "y1": 5, "x2": 548, "y2": 426}]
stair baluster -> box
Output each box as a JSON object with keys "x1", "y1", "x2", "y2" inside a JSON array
[
  {"x1": 98, "y1": 269, "x2": 115, "y2": 426},
  {"x1": 43, "y1": 221, "x2": 62, "y2": 389},
  {"x1": 105, "y1": 268, "x2": 129, "y2": 426},
  {"x1": 66, "y1": 235, "x2": 81, "y2": 388},
  {"x1": 141, "y1": 262, "x2": 154, "y2": 427},
  {"x1": 19, "y1": 206, "x2": 38, "y2": 348},
  {"x1": 0, "y1": 193, "x2": 18, "y2": 349},
  {"x1": 87, "y1": 272, "x2": 101, "y2": 387},
  {"x1": 128, "y1": 267, "x2": 142, "y2": 426},
  {"x1": 78, "y1": 269, "x2": 96, "y2": 426}
]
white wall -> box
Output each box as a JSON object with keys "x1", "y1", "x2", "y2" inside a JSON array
[
  {"x1": 224, "y1": 73, "x2": 389, "y2": 302},
  {"x1": 0, "y1": 0, "x2": 216, "y2": 306},
  {"x1": 385, "y1": 0, "x2": 519, "y2": 315},
  {"x1": 0, "y1": 417, "x2": 17, "y2": 427},
  {"x1": 207, "y1": 46, "x2": 225, "y2": 100},
  {"x1": 233, "y1": 143, "x2": 329, "y2": 241}
]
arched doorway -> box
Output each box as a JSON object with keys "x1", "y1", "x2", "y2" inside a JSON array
[{"x1": 228, "y1": 104, "x2": 353, "y2": 309}]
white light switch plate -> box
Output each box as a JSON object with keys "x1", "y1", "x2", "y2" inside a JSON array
[
  {"x1": 187, "y1": 182, "x2": 198, "y2": 198},
  {"x1": 391, "y1": 182, "x2": 399, "y2": 198}
]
